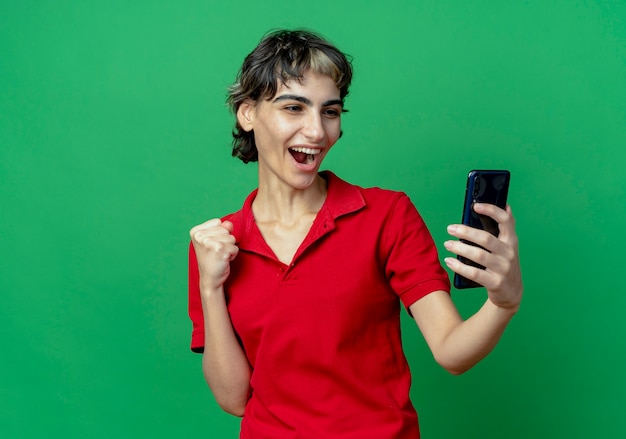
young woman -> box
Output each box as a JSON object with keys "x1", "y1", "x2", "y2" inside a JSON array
[{"x1": 188, "y1": 29, "x2": 522, "y2": 438}]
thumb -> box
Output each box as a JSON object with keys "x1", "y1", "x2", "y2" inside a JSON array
[{"x1": 222, "y1": 220, "x2": 235, "y2": 233}]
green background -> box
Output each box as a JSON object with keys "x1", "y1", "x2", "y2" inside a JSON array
[{"x1": 1, "y1": 1, "x2": 625, "y2": 437}]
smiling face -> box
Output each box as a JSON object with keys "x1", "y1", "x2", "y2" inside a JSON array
[{"x1": 237, "y1": 70, "x2": 343, "y2": 191}]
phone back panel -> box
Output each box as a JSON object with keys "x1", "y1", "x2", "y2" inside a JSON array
[{"x1": 454, "y1": 170, "x2": 510, "y2": 289}]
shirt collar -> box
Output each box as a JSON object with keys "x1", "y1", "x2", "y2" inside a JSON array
[
  {"x1": 231, "y1": 171, "x2": 366, "y2": 254},
  {"x1": 320, "y1": 170, "x2": 366, "y2": 219}
]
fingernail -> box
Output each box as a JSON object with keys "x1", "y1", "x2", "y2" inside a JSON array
[
  {"x1": 447, "y1": 225, "x2": 457, "y2": 234},
  {"x1": 444, "y1": 240, "x2": 453, "y2": 250}
]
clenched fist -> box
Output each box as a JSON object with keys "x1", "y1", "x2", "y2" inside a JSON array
[{"x1": 189, "y1": 219, "x2": 239, "y2": 292}]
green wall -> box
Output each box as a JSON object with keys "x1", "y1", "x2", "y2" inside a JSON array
[{"x1": 2, "y1": 1, "x2": 624, "y2": 437}]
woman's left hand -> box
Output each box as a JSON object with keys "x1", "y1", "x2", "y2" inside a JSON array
[{"x1": 444, "y1": 203, "x2": 523, "y2": 311}]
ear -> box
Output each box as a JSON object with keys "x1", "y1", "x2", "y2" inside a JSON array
[{"x1": 236, "y1": 100, "x2": 256, "y2": 132}]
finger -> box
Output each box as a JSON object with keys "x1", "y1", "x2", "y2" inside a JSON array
[
  {"x1": 446, "y1": 225, "x2": 516, "y2": 272},
  {"x1": 444, "y1": 239, "x2": 495, "y2": 269},
  {"x1": 471, "y1": 203, "x2": 508, "y2": 228},
  {"x1": 218, "y1": 243, "x2": 239, "y2": 262},
  {"x1": 446, "y1": 236, "x2": 516, "y2": 278},
  {"x1": 445, "y1": 254, "x2": 512, "y2": 292},
  {"x1": 199, "y1": 237, "x2": 239, "y2": 259},
  {"x1": 221, "y1": 220, "x2": 235, "y2": 233},
  {"x1": 447, "y1": 224, "x2": 502, "y2": 254},
  {"x1": 226, "y1": 244, "x2": 239, "y2": 261},
  {"x1": 197, "y1": 218, "x2": 223, "y2": 229},
  {"x1": 191, "y1": 221, "x2": 234, "y2": 243},
  {"x1": 195, "y1": 230, "x2": 236, "y2": 248},
  {"x1": 189, "y1": 218, "x2": 222, "y2": 237},
  {"x1": 497, "y1": 205, "x2": 518, "y2": 242},
  {"x1": 473, "y1": 203, "x2": 517, "y2": 243},
  {"x1": 444, "y1": 256, "x2": 493, "y2": 287}
]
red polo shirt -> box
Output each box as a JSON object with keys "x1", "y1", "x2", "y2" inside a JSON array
[{"x1": 189, "y1": 171, "x2": 450, "y2": 438}]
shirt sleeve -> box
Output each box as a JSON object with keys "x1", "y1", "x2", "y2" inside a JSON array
[
  {"x1": 383, "y1": 193, "x2": 451, "y2": 310},
  {"x1": 188, "y1": 242, "x2": 205, "y2": 353}
]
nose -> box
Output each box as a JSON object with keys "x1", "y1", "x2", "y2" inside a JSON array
[{"x1": 301, "y1": 112, "x2": 325, "y2": 143}]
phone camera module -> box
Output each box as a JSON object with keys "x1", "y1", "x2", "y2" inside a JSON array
[
  {"x1": 473, "y1": 177, "x2": 481, "y2": 197},
  {"x1": 473, "y1": 176, "x2": 486, "y2": 198}
]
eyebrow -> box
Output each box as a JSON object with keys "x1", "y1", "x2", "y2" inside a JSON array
[{"x1": 273, "y1": 94, "x2": 343, "y2": 108}]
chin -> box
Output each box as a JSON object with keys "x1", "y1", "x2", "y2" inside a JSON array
[{"x1": 288, "y1": 171, "x2": 322, "y2": 190}]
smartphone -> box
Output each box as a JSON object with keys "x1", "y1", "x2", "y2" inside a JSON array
[{"x1": 454, "y1": 170, "x2": 511, "y2": 289}]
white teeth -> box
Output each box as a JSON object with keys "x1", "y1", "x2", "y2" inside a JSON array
[{"x1": 290, "y1": 147, "x2": 321, "y2": 155}]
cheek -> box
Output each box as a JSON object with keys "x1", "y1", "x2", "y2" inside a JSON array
[
  {"x1": 327, "y1": 121, "x2": 342, "y2": 144},
  {"x1": 254, "y1": 119, "x2": 290, "y2": 146}
]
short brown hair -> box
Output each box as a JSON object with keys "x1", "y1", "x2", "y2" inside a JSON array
[{"x1": 227, "y1": 29, "x2": 353, "y2": 163}]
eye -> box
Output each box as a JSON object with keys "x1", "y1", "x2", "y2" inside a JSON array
[
  {"x1": 284, "y1": 105, "x2": 303, "y2": 113},
  {"x1": 323, "y1": 107, "x2": 342, "y2": 118}
]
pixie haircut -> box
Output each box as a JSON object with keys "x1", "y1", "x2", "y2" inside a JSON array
[{"x1": 227, "y1": 29, "x2": 353, "y2": 163}]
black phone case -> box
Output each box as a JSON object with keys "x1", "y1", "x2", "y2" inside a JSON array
[{"x1": 454, "y1": 170, "x2": 510, "y2": 289}]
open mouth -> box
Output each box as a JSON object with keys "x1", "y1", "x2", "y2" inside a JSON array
[{"x1": 289, "y1": 147, "x2": 320, "y2": 165}]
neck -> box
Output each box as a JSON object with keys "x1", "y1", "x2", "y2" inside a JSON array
[{"x1": 253, "y1": 173, "x2": 327, "y2": 225}]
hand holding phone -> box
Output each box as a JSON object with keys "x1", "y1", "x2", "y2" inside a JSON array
[{"x1": 453, "y1": 170, "x2": 510, "y2": 289}]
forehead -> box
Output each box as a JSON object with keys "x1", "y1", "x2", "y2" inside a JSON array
[{"x1": 271, "y1": 71, "x2": 340, "y2": 100}]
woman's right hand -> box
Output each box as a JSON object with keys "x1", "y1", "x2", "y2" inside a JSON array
[
  {"x1": 189, "y1": 219, "x2": 239, "y2": 291},
  {"x1": 190, "y1": 219, "x2": 249, "y2": 416}
]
